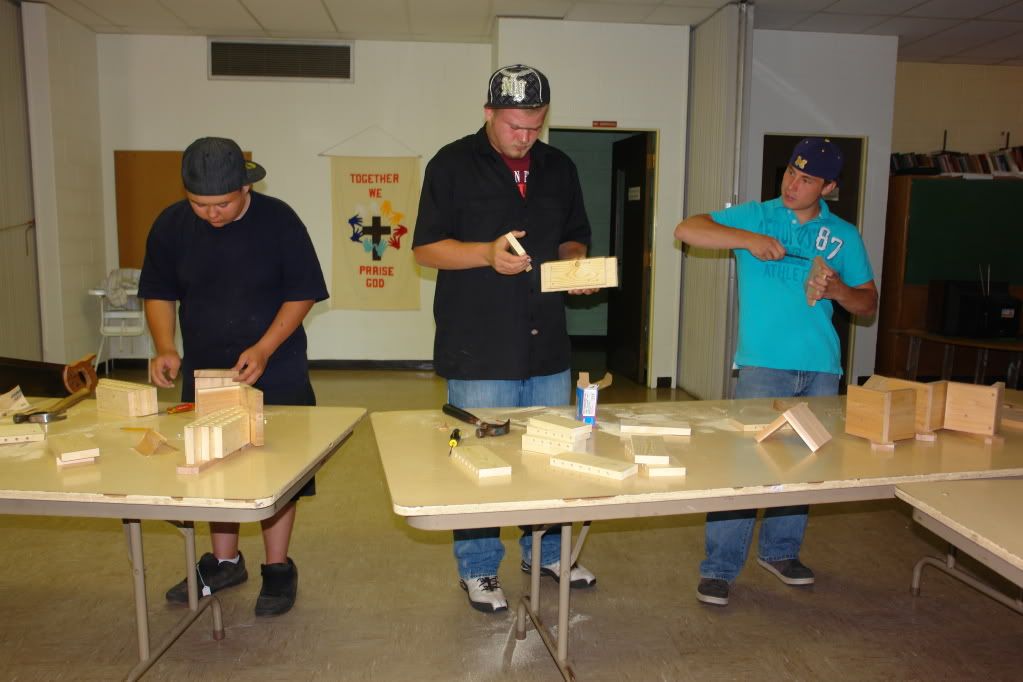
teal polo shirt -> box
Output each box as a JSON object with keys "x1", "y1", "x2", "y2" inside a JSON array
[{"x1": 710, "y1": 197, "x2": 874, "y2": 375}]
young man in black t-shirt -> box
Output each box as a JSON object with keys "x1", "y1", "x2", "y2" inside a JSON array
[{"x1": 139, "y1": 137, "x2": 328, "y2": 616}]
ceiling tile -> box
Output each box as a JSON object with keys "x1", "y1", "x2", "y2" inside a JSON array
[
  {"x1": 662, "y1": 0, "x2": 730, "y2": 7},
  {"x1": 957, "y1": 29, "x2": 1023, "y2": 58},
  {"x1": 563, "y1": 3, "x2": 658, "y2": 23},
  {"x1": 408, "y1": 0, "x2": 491, "y2": 36},
  {"x1": 901, "y1": 19, "x2": 1023, "y2": 55},
  {"x1": 906, "y1": 0, "x2": 1017, "y2": 19},
  {"x1": 862, "y1": 16, "x2": 960, "y2": 41},
  {"x1": 985, "y1": 1, "x2": 1023, "y2": 20},
  {"x1": 41, "y1": 0, "x2": 111, "y2": 27},
  {"x1": 753, "y1": 8, "x2": 813, "y2": 29},
  {"x1": 792, "y1": 12, "x2": 891, "y2": 33},
  {"x1": 493, "y1": 0, "x2": 571, "y2": 19},
  {"x1": 752, "y1": 0, "x2": 833, "y2": 11},
  {"x1": 935, "y1": 55, "x2": 1005, "y2": 65},
  {"x1": 322, "y1": 0, "x2": 410, "y2": 35},
  {"x1": 241, "y1": 0, "x2": 336, "y2": 33},
  {"x1": 79, "y1": 0, "x2": 187, "y2": 28},
  {"x1": 827, "y1": 0, "x2": 922, "y2": 14},
  {"x1": 644, "y1": 5, "x2": 716, "y2": 25},
  {"x1": 160, "y1": 0, "x2": 262, "y2": 32}
]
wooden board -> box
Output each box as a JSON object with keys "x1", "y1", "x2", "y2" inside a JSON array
[
  {"x1": 620, "y1": 419, "x2": 691, "y2": 436},
  {"x1": 549, "y1": 452, "x2": 637, "y2": 480},
  {"x1": 642, "y1": 457, "x2": 686, "y2": 478},
  {"x1": 49, "y1": 434, "x2": 99, "y2": 465},
  {"x1": 861, "y1": 375, "x2": 946, "y2": 433},
  {"x1": 194, "y1": 369, "x2": 239, "y2": 392},
  {"x1": 505, "y1": 232, "x2": 531, "y2": 272},
  {"x1": 195, "y1": 383, "x2": 264, "y2": 446},
  {"x1": 527, "y1": 415, "x2": 592, "y2": 440},
  {"x1": 95, "y1": 378, "x2": 158, "y2": 417},
  {"x1": 756, "y1": 402, "x2": 831, "y2": 452},
  {"x1": 451, "y1": 445, "x2": 511, "y2": 479},
  {"x1": 944, "y1": 381, "x2": 1004, "y2": 436},
  {"x1": 0, "y1": 423, "x2": 45, "y2": 445},
  {"x1": 521, "y1": 433, "x2": 585, "y2": 456},
  {"x1": 625, "y1": 435, "x2": 669, "y2": 465},
  {"x1": 181, "y1": 406, "x2": 251, "y2": 471},
  {"x1": 805, "y1": 255, "x2": 828, "y2": 306},
  {"x1": 540, "y1": 256, "x2": 618, "y2": 292},
  {"x1": 846, "y1": 385, "x2": 916, "y2": 445}
]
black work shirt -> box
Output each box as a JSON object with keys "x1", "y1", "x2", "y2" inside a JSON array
[
  {"x1": 138, "y1": 191, "x2": 328, "y2": 402},
  {"x1": 413, "y1": 127, "x2": 591, "y2": 380}
]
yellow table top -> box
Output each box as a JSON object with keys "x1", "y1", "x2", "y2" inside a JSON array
[
  {"x1": 374, "y1": 396, "x2": 1023, "y2": 528},
  {"x1": 0, "y1": 398, "x2": 365, "y2": 521},
  {"x1": 896, "y1": 479, "x2": 1023, "y2": 574}
]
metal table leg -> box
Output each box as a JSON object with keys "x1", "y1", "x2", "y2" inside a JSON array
[{"x1": 123, "y1": 520, "x2": 225, "y2": 681}]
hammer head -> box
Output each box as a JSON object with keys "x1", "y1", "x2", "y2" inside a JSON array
[
  {"x1": 475, "y1": 419, "x2": 511, "y2": 438},
  {"x1": 12, "y1": 410, "x2": 65, "y2": 424}
]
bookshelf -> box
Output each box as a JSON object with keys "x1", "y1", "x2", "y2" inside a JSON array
[{"x1": 876, "y1": 174, "x2": 1023, "y2": 380}]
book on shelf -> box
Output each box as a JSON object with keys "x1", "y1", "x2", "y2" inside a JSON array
[{"x1": 890, "y1": 145, "x2": 1022, "y2": 177}]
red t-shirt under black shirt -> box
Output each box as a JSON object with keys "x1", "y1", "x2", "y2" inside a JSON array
[{"x1": 501, "y1": 154, "x2": 530, "y2": 197}]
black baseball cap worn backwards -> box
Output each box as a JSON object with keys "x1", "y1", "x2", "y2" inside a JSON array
[
  {"x1": 181, "y1": 137, "x2": 266, "y2": 196},
  {"x1": 788, "y1": 137, "x2": 843, "y2": 184},
  {"x1": 486, "y1": 64, "x2": 550, "y2": 109}
]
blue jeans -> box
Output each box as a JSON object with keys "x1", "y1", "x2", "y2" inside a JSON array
[
  {"x1": 700, "y1": 366, "x2": 840, "y2": 582},
  {"x1": 448, "y1": 370, "x2": 571, "y2": 579}
]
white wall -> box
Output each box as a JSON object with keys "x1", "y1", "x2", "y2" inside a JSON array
[
  {"x1": 23, "y1": 2, "x2": 106, "y2": 364},
  {"x1": 495, "y1": 18, "x2": 689, "y2": 387},
  {"x1": 97, "y1": 34, "x2": 491, "y2": 360},
  {"x1": 744, "y1": 29, "x2": 898, "y2": 384}
]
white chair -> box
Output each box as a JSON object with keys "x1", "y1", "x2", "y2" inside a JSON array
[{"x1": 94, "y1": 269, "x2": 151, "y2": 374}]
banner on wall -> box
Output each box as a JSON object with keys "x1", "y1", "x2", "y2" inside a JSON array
[{"x1": 330, "y1": 156, "x2": 420, "y2": 310}]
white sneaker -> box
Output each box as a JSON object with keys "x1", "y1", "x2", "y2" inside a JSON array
[
  {"x1": 520, "y1": 560, "x2": 597, "y2": 588},
  {"x1": 459, "y1": 576, "x2": 508, "y2": 613}
]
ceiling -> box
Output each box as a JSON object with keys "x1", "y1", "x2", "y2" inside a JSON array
[{"x1": 30, "y1": 0, "x2": 1023, "y2": 65}]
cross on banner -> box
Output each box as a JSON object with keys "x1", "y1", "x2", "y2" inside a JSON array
[{"x1": 363, "y1": 215, "x2": 391, "y2": 261}]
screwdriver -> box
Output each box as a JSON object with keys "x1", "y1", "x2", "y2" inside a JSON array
[{"x1": 448, "y1": 428, "x2": 461, "y2": 456}]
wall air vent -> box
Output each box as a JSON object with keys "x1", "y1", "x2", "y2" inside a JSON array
[{"x1": 209, "y1": 39, "x2": 352, "y2": 82}]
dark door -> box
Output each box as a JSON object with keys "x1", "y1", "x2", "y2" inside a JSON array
[{"x1": 607, "y1": 132, "x2": 655, "y2": 384}]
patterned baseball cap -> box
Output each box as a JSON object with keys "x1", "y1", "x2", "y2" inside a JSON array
[
  {"x1": 788, "y1": 137, "x2": 843, "y2": 183},
  {"x1": 486, "y1": 64, "x2": 550, "y2": 109},
  {"x1": 181, "y1": 137, "x2": 266, "y2": 196}
]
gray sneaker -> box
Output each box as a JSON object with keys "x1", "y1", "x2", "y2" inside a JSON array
[
  {"x1": 165, "y1": 552, "x2": 248, "y2": 603},
  {"x1": 696, "y1": 577, "x2": 730, "y2": 606},
  {"x1": 756, "y1": 557, "x2": 815, "y2": 585}
]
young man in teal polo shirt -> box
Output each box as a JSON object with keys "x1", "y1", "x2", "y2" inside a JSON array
[{"x1": 674, "y1": 137, "x2": 878, "y2": 606}]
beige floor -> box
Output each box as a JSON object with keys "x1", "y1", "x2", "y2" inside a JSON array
[{"x1": 3, "y1": 368, "x2": 1023, "y2": 680}]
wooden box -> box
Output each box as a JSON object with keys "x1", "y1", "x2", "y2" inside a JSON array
[{"x1": 845, "y1": 385, "x2": 916, "y2": 445}]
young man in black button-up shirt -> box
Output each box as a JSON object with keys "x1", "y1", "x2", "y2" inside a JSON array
[{"x1": 413, "y1": 65, "x2": 598, "y2": 613}]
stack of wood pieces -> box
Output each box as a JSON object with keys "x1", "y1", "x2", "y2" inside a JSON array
[
  {"x1": 450, "y1": 445, "x2": 511, "y2": 479},
  {"x1": 549, "y1": 451, "x2": 638, "y2": 480},
  {"x1": 195, "y1": 376, "x2": 264, "y2": 447},
  {"x1": 625, "y1": 434, "x2": 686, "y2": 477},
  {"x1": 521, "y1": 414, "x2": 591, "y2": 455},
  {"x1": 50, "y1": 433, "x2": 99, "y2": 467},
  {"x1": 181, "y1": 406, "x2": 250, "y2": 473},
  {"x1": 95, "y1": 378, "x2": 158, "y2": 417},
  {"x1": 0, "y1": 423, "x2": 45, "y2": 445}
]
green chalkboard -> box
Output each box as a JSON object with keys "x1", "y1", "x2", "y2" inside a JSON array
[{"x1": 905, "y1": 178, "x2": 1023, "y2": 286}]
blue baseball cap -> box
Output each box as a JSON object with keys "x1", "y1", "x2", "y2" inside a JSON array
[{"x1": 788, "y1": 137, "x2": 843, "y2": 184}]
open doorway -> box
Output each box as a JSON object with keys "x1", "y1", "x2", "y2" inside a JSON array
[{"x1": 549, "y1": 128, "x2": 657, "y2": 385}]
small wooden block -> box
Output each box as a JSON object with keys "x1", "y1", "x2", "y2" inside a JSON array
[
  {"x1": 521, "y1": 433, "x2": 586, "y2": 456},
  {"x1": 804, "y1": 256, "x2": 828, "y2": 306},
  {"x1": 527, "y1": 415, "x2": 592, "y2": 440},
  {"x1": 0, "y1": 423, "x2": 45, "y2": 445},
  {"x1": 726, "y1": 410, "x2": 777, "y2": 432},
  {"x1": 915, "y1": 431, "x2": 937, "y2": 442},
  {"x1": 625, "y1": 435, "x2": 670, "y2": 464},
  {"x1": 642, "y1": 457, "x2": 686, "y2": 478},
  {"x1": 845, "y1": 385, "x2": 916, "y2": 445},
  {"x1": 49, "y1": 434, "x2": 100, "y2": 464},
  {"x1": 95, "y1": 378, "x2": 158, "y2": 417},
  {"x1": 944, "y1": 381, "x2": 1003, "y2": 436},
  {"x1": 620, "y1": 419, "x2": 691, "y2": 436},
  {"x1": 757, "y1": 402, "x2": 831, "y2": 452},
  {"x1": 550, "y1": 452, "x2": 637, "y2": 480},
  {"x1": 451, "y1": 445, "x2": 511, "y2": 479},
  {"x1": 505, "y1": 232, "x2": 532, "y2": 272},
  {"x1": 194, "y1": 369, "x2": 239, "y2": 391},
  {"x1": 540, "y1": 257, "x2": 618, "y2": 292},
  {"x1": 134, "y1": 429, "x2": 174, "y2": 455}
]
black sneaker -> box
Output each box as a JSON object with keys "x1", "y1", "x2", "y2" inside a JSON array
[
  {"x1": 255, "y1": 558, "x2": 298, "y2": 617},
  {"x1": 696, "y1": 577, "x2": 730, "y2": 606},
  {"x1": 165, "y1": 552, "x2": 248, "y2": 603},
  {"x1": 756, "y1": 557, "x2": 815, "y2": 585}
]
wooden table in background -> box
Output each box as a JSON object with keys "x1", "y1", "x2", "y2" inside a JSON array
[
  {"x1": 374, "y1": 396, "x2": 1023, "y2": 681},
  {"x1": 0, "y1": 399, "x2": 365, "y2": 680},
  {"x1": 893, "y1": 328, "x2": 1023, "y2": 387}
]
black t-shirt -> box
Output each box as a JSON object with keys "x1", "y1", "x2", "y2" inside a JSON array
[
  {"x1": 412, "y1": 127, "x2": 591, "y2": 380},
  {"x1": 138, "y1": 191, "x2": 328, "y2": 402}
]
